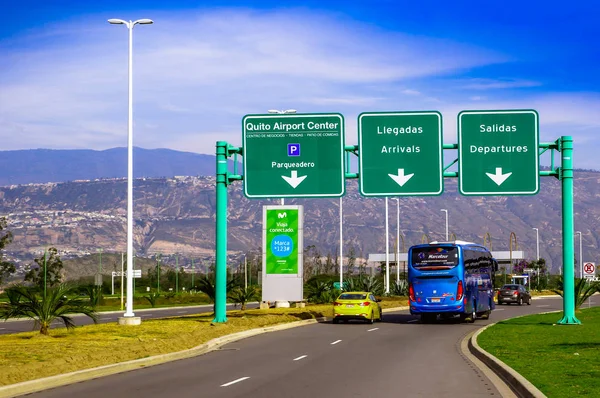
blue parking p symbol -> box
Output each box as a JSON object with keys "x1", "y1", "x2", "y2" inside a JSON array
[{"x1": 287, "y1": 144, "x2": 300, "y2": 157}]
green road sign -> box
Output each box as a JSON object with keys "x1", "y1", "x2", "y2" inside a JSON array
[
  {"x1": 358, "y1": 111, "x2": 443, "y2": 196},
  {"x1": 243, "y1": 113, "x2": 345, "y2": 198},
  {"x1": 458, "y1": 110, "x2": 539, "y2": 195},
  {"x1": 265, "y1": 207, "x2": 300, "y2": 274}
]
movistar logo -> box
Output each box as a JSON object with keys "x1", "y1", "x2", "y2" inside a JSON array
[{"x1": 278, "y1": 212, "x2": 287, "y2": 218}]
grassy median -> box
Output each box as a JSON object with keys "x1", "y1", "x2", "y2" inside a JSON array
[
  {"x1": 0, "y1": 298, "x2": 408, "y2": 386},
  {"x1": 477, "y1": 306, "x2": 600, "y2": 397}
]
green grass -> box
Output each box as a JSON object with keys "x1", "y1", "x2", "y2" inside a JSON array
[
  {"x1": 477, "y1": 307, "x2": 600, "y2": 397},
  {"x1": 0, "y1": 299, "x2": 408, "y2": 386},
  {"x1": 0, "y1": 306, "x2": 330, "y2": 386}
]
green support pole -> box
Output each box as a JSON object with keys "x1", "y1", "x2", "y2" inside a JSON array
[
  {"x1": 557, "y1": 136, "x2": 581, "y2": 324},
  {"x1": 191, "y1": 258, "x2": 195, "y2": 289},
  {"x1": 43, "y1": 249, "x2": 47, "y2": 299},
  {"x1": 157, "y1": 254, "x2": 161, "y2": 293},
  {"x1": 214, "y1": 141, "x2": 228, "y2": 323},
  {"x1": 176, "y1": 254, "x2": 179, "y2": 293}
]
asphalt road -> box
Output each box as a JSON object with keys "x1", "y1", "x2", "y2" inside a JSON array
[
  {"x1": 25, "y1": 296, "x2": 591, "y2": 398},
  {"x1": 0, "y1": 303, "x2": 258, "y2": 335}
]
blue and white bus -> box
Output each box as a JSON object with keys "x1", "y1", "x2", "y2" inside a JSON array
[{"x1": 408, "y1": 241, "x2": 497, "y2": 323}]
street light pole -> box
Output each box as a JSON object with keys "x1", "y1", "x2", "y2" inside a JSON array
[
  {"x1": 395, "y1": 198, "x2": 400, "y2": 284},
  {"x1": 385, "y1": 197, "x2": 390, "y2": 294},
  {"x1": 244, "y1": 255, "x2": 248, "y2": 290},
  {"x1": 109, "y1": 18, "x2": 153, "y2": 321},
  {"x1": 533, "y1": 227, "x2": 539, "y2": 287},
  {"x1": 267, "y1": 109, "x2": 297, "y2": 206},
  {"x1": 576, "y1": 231, "x2": 582, "y2": 278},
  {"x1": 339, "y1": 196, "x2": 343, "y2": 289},
  {"x1": 440, "y1": 209, "x2": 448, "y2": 241}
]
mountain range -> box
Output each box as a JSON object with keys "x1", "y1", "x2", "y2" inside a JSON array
[
  {"x1": 0, "y1": 148, "x2": 236, "y2": 186},
  {"x1": 0, "y1": 157, "x2": 598, "y2": 279}
]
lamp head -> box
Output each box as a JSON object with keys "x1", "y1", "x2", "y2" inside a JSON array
[
  {"x1": 108, "y1": 19, "x2": 127, "y2": 25},
  {"x1": 135, "y1": 19, "x2": 154, "y2": 25}
]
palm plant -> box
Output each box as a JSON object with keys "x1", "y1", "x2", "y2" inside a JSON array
[
  {"x1": 195, "y1": 275, "x2": 239, "y2": 314},
  {"x1": 390, "y1": 279, "x2": 408, "y2": 296},
  {"x1": 0, "y1": 284, "x2": 98, "y2": 335},
  {"x1": 360, "y1": 275, "x2": 384, "y2": 296},
  {"x1": 305, "y1": 279, "x2": 333, "y2": 304},
  {"x1": 228, "y1": 285, "x2": 259, "y2": 311},
  {"x1": 81, "y1": 285, "x2": 103, "y2": 308},
  {"x1": 342, "y1": 276, "x2": 360, "y2": 292},
  {"x1": 552, "y1": 277, "x2": 600, "y2": 309},
  {"x1": 144, "y1": 291, "x2": 161, "y2": 308}
]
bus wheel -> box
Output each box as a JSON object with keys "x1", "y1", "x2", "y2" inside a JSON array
[
  {"x1": 480, "y1": 310, "x2": 491, "y2": 320},
  {"x1": 462, "y1": 305, "x2": 476, "y2": 323},
  {"x1": 470, "y1": 305, "x2": 476, "y2": 323}
]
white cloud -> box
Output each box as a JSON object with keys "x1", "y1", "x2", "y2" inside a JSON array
[
  {"x1": 461, "y1": 78, "x2": 542, "y2": 90},
  {"x1": 0, "y1": 7, "x2": 599, "y2": 170}
]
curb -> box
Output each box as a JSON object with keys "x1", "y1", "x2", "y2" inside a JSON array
[
  {"x1": 468, "y1": 324, "x2": 547, "y2": 398},
  {"x1": 0, "y1": 316, "x2": 327, "y2": 398}
]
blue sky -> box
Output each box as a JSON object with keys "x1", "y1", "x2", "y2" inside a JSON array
[{"x1": 1, "y1": 0, "x2": 599, "y2": 169}]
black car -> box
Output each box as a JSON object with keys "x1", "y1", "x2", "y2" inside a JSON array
[{"x1": 497, "y1": 284, "x2": 531, "y2": 305}]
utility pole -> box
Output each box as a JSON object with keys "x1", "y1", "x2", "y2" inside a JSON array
[
  {"x1": 43, "y1": 248, "x2": 47, "y2": 299},
  {"x1": 191, "y1": 258, "x2": 195, "y2": 289},
  {"x1": 157, "y1": 254, "x2": 161, "y2": 292}
]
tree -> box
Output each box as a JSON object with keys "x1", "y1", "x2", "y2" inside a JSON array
[
  {"x1": 358, "y1": 250, "x2": 368, "y2": 276},
  {"x1": 512, "y1": 259, "x2": 529, "y2": 275},
  {"x1": 0, "y1": 284, "x2": 98, "y2": 335},
  {"x1": 530, "y1": 258, "x2": 548, "y2": 290},
  {"x1": 324, "y1": 252, "x2": 335, "y2": 275},
  {"x1": 346, "y1": 245, "x2": 357, "y2": 276},
  {"x1": 0, "y1": 217, "x2": 15, "y2": 286},
  {"x1": 195, "y1": 275, "x2": 239, "y2": 314},
  {"x1": 552, "y1": 277, "x2": 600, "y2": 310},
  {"x1": 303, "y1": 245, "x2": 316, "y2": 279},
  {"x1": 228, "y1": 285, "x2": 259, "y2": 311},
  {"x1": 24, "y1": 247, "x2": 64, "y2": 290}
]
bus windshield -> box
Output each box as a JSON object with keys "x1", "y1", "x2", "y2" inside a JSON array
[{"x1": 411, "y1": 246, "x2": 459, "y2": 269}]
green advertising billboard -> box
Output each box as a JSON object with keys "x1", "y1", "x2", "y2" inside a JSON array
[{"x1": 264, "y1": 207, "x2": 302, "y2": 275}]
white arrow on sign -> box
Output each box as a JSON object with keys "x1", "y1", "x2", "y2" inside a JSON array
[
  {"x1": 282, "y1": 170, "x2": 307, "y2": 188},
  {"x1": 388, "y1": 168, "x2": 414, "y2": 187},
  {"x1": 486, "y1": 167, "x2": 512, "y2": 186}
]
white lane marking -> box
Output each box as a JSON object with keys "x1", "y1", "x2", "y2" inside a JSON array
[
  {"x1": 330, "y1": 340, "x2": 342, "y2": 345},
  {"x1": 367, "y1": 327, "x2": 379, "y2": 332},
  {"x1": 293, "y1": 355, "x2": 308, "y2": 361},
  {"x1": 221, "y1": 377, "x2": 250, "y2": 387},
  {"x1": 407, "y1": 319, "x2": 419, "y2": 323},
  {"x1": 494, "y1": 308, "x2": 505, "y2": 311},
  {"x1": 537, "y1": 305, "x2": 551, "y2": 308},
  {"x1": 0, "y1": 328, "x2": 5, "y2": 330},
  {"x1": 176, "y1": 311, "x2": 188, "y2": 314}
]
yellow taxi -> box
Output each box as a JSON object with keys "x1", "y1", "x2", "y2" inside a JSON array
[{"x1": 332, "y1": 291, "x2": 382, "y2": 324}]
